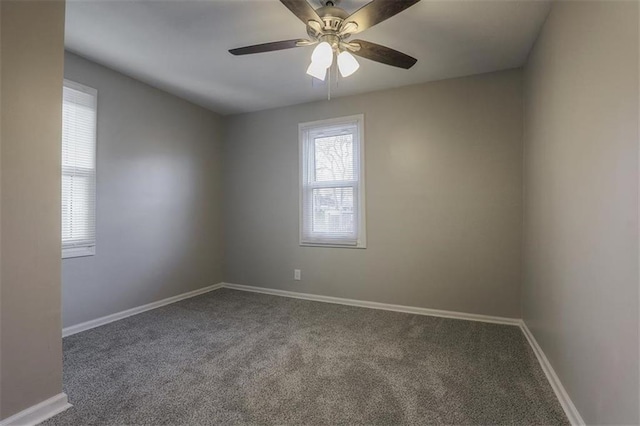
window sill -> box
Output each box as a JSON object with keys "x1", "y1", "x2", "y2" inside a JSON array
[
  {"x1": 63, "y1": 246, "x2": 95, "y2": 259},
  {"x1": 300, "y1": 242, "x2": 367, "y2": 249}
]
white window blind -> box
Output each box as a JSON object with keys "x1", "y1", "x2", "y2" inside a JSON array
[
  {"x1": 300, "y1": 115, "x2": 366, "y2": 248},
  {"x1": 62, "y1": 80, "x2": 97, "y2": 258}
]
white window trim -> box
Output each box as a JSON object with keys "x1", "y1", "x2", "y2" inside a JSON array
[
  {"x1": 299, "y1": 114, "x2": 366, "y2": 249},
  {"x1": 62, "y1": 79, "x2": 97, "y2": 259}
]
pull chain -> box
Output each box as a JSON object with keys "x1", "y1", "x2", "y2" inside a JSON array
[{"x1": 328, "y1": 65, "x2": 331, "y2": 101}]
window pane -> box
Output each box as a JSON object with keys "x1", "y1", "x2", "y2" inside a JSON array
[
  {"x1": 314, "y1": 134, "x2": 354, "y2": 182},
  {"x1": 62, "y1": 101, "x2": 96, "y2": 169},
  {"x1": 312, "y1": 187, "x2": 354, "y2": 234},
  {"x1": 62, "y1": 173, "x2": 96, "y2": 244}
]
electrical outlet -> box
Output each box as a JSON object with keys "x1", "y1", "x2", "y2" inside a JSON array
[{"x1": 294, "y1": 269, "x2": 301, "y2": 281}]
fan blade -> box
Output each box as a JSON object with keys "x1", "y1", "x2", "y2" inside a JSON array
[
  {"x1": 280, "y1": 0, "x2": 322, "y2": 26},
  {"x1": 349, "y1": 40, "x2": 417, "y2": 69},
  {"x1": 345, "y1": 0, "x2": 421, "y2": 34},
  {"x1": 229, "y1": 39, "x2": 308, "y2": 56}
]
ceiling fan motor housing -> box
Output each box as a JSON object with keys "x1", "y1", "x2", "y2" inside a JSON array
[{"x1": 307, "y1": 5, "x2": 352, "y2": 50}]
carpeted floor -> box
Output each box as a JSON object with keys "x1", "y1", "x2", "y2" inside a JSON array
[{"x1": 44, "y1": 288, "x2": 568, "y2": 425}]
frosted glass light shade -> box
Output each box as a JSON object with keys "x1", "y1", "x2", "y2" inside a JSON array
[
  {"x1": 306, "y1": 61, "x2": 327, "y2": 81},
  {"x1": 337, "y1": 51, "x2": 360, "y2": 77},
  {"x1": 311, "y1": 42, "x2": 334, "y2": 68}
]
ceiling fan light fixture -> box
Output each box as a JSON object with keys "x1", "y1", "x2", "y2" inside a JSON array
[
  {"x1": 307, "y1": 61, "x2": 328, "y2": 81},
  {"x1": 310, "y1": 41, "x2": 334, "y2": 68},
  {"x1": 337, "y1": 50, "x2": 360, "y2": 77}
]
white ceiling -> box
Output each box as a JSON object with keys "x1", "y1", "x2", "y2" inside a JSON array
[{"x1": 65, "y1": 0, "x2": 551, "y2": 115}]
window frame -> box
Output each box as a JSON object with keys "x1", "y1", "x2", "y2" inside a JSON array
[
  {"x1": 299, "y1": 114, "x2": 366, "y2": 249},
  {"x1": 62, "y1": 79, "x2": 98, "y2": 259}
]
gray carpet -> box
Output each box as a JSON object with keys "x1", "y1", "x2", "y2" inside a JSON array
[{"x1": 44, "y1": 288, "x2": 568, "y2": 425}]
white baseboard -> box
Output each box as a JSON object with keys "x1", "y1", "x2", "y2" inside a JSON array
[
  {"x1": 62, "y1": 283, "x2": 224, "y2": 337},
  {"x1": 519, "y1": 321, "x2": 585, "y2": 425},
  {"x1": 221, "y1": 282, "x2": 521, "y2": 326},
  {"x1": 0, "y1": 393, "x2": 71, "y2": 426}
]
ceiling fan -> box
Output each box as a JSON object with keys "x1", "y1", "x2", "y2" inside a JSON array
[{"x1": 229, "y1": 0, "x2": 421, "y2": 81}]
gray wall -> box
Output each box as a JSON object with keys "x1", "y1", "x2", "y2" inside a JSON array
[
  {"x1": 223, "y1": 70, "x2": 524, "y2": 318},
  {"x1": 62, "y1": 52, "x2": 224, "y2": 328},
  {"x1": 522, "y1": 1, "x2": 639, "y2": 424},
  {"x1": 0, "y1": 0, "x2": 65, "y2": 419}
]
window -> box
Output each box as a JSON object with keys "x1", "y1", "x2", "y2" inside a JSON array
[
  {"x1": 300, "y1": 115, "x2": 366, "y2": 248},
  {"x1": 62, "y1": 80, "x2": 97, "y2": 258}
]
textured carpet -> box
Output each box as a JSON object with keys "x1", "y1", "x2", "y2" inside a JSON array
[{"x1": 44, "y1": 288, "x2": 568, "y2": 425}]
